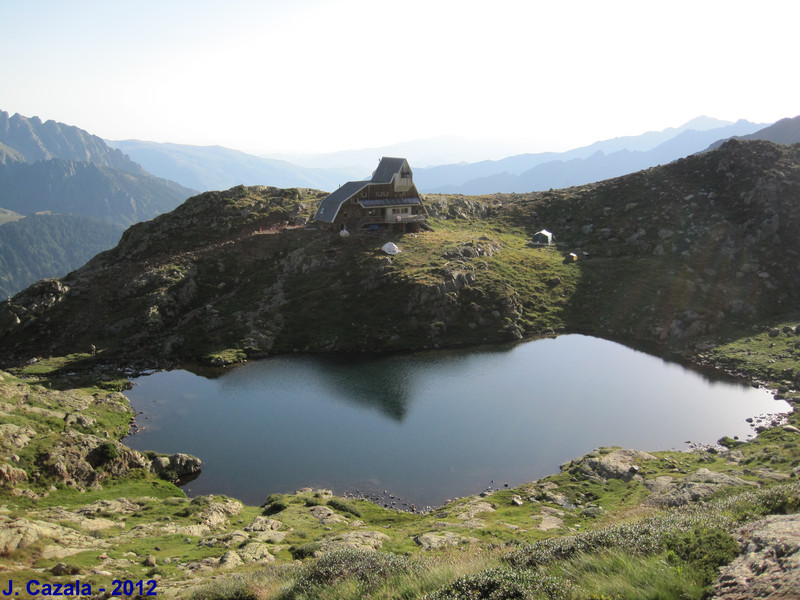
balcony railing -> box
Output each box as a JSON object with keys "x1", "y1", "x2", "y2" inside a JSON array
[{"x1": 358, "y1": 214, "x2": 427, "y2": 225}]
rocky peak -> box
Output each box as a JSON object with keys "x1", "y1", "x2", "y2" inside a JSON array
[{"x1": 0, "y1": 109, "x2": 145, "y2": 175}]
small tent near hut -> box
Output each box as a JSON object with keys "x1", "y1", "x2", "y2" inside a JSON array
[
  {"x1": 532, "y1": 229, "x2": 554, "y2": 246},
  {"x1": 381, "y1": 242, "x2": 401, "y2": 255}
]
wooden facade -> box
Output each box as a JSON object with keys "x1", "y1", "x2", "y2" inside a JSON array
[{"x1": 313, "y1": 157, "x2": 428, "y2": 232}]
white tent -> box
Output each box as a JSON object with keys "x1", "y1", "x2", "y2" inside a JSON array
[
  {"x1": 381, "y1": 242, "x2": 401, "y2": 255},
  {"x1": 532, "y1": 229, "x2": 554, "y2": 246}
]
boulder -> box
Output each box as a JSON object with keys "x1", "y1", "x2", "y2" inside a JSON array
[
  {"x1": 244, "y1": 516, "x2": 282, "y2": 532},
  {"x1": 253, "y1": 530, "x2": 287, "y2": 544},
  {"x1": 536, "y1": 506, "x2": 565, "y2": 531},
  {"x1": 218, "y1": 550, "x2": 243, "y2": 569},
  {"x1": 683, "y1": 468, "x2": 758, "y2": 487},
  {"x1": 310, "y1": 505, "x2": 348, "y2": 525},
  {"x1": 238, "y1": 542, "x2": 275, "y2": 563},
  {"x1": 414, "y1": 531, "x2": 479, "y2": 550},
  {"x1": 149, "y1": 452, "x2": 202, "y2": 484},
  {"x1": 0, "y1": 515, "x2": 108, "y2": 556},
  {"x1": 454, "y1": 501, "x2": 495, "y2": 521},
  {"x1": 37, "y1": 432, "x2": 149, "y2": 489}
]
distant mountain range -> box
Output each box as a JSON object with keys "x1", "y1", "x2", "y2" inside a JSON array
[
  {"x1": 414, "y1": 118, "x2": 768, "y2": 193},
  {"x1": 106, "y1": 140, "x2": 361, "y2": 195},
  {"x1": 0, "y1": 110, "x2": 195, "y2": 298},
  {"x1": 106, "y1": 117, "x2": 775, "y2": 195}
]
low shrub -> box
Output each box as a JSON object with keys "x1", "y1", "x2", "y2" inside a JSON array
[
  {"x1": 189, "y1": 574, "x2": 257, "y2": 600},
  {"x1": 327, "y1": 498, "x2": 363, "y2": 517},
  {"x1": 293, "y1": 549, "x2": 419, "y2": 590},
  {"x1": 717, "y1": 436, "x2": 743, "y2": 449},
  {"x1": 93, "y1": 442, "x2": 118, "y2": 465},
  {"x1": 264, "y1": 494, "x2": 290, "y2": 515},
  {"x1": 289, "y1": 542, "x2": 322, "y2": 560},
  {"x1": 423, "y1": 566, "x2": 571, "y2": 600},
  {"x1": 663, "y1": 526, "x2": 739, "y2": 583}
]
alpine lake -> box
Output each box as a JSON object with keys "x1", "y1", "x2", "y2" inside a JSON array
[{"x1": 123, "y1": 334, "x2": 789, "y2": 509}]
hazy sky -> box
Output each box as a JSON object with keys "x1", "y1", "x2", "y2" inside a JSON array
[{"x1": 1, "y1": 0, "x2": 798, "y2": 156}]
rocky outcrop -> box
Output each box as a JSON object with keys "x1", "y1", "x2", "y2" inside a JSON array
[
  {"x1": 0, "y1": 462, "x2": 27, "y2": 486},
  {"x1": 309, "y1": 505, "x2": 348, "y2": 525},
  {"x1": 0, "y1": 514, "x2": 109, "y2": 557},
  {"x1": 195, "y1": 497, "x2": 243, "y2": 530},
  {"x1": 75, "y1": 497, "x2": 141, "y2": 516},
  {"x1": 535, "y1": 507, "x2": 565, "y2": 531},
  {"x1": 36, "y1": 432, "x2": 149, "y2": 489},
  {"x1": 244, "y1": 516, "x2": 283, "y2": 532},
  {"x1": 312, "y1": 531, "x2": 390, "y2": 556},
  {"x1": 148, "y1": 452, "x2": 202, "y2": 484},
  {"x1": 414, "y1": 531, "x2": 480, "y2": 550},
  {"x1": 646, "y1": 468, "x2": 759, "y2": 508},
  {"x1": 710, "y1": 514, "x2": 800, "y2": 599},
  {"x1": 564, "y1": 448, "x2": 658, "y2": 483},
  {"x1": 0, "y1": 423, "x2": 36, "y2": 451}
]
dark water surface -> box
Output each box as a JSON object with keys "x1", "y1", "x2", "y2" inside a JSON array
[{"x1": 124, "y1": 335, "x2": 788, "y2": 507}]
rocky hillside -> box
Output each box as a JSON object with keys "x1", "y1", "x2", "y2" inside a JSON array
[{"x1": 1, "y1": 139, "x2": 799, "y2": 369}]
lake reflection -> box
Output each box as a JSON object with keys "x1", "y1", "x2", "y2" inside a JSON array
[{"x1": 124, "y1": 335, "x2": 789, "y2": 507}]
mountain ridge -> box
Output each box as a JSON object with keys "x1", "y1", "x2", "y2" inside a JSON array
[
  {"x1": 418, "y1": 119, "x2": 766, "y2": 193},
  {"x1": 0, "y1": 110, "x2": 195, "y2": 297},
  {"x1": 106, "y1": 117, "x2": 768, "y2": 195},
  {"x1": 0, "y1": 110, "x2": 145, "y2": 174},
  {"x1": 708, "y1": 115, "x2": 800, "y2": 149},
  {"x1": 106, "y1": 139, "x2": 361, "y2": 194}
]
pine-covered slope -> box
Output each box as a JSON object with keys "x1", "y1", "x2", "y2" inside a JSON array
[{"x1": 0, "y1": 214, "x2": 125, "y2": 299}]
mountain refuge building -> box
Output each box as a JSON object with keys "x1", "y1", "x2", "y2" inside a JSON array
[{"x1": 313, "y1": 157, "x2": 428, "y2": 233}]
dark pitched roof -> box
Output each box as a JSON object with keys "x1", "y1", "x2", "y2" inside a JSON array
[
  {"x1": 313, "y1": 180, "x2": 369, "y2": 223},
  {"x1": 371, "y1": 157, "x2": 409, "y2": 183}
]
